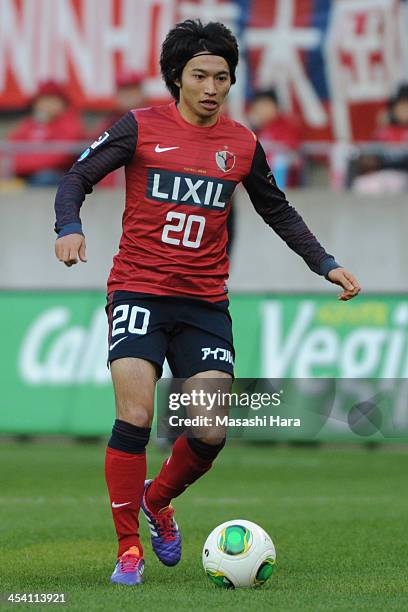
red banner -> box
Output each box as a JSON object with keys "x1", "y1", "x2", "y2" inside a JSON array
[{"x1": 1, "y1": 0, "x2": 407, "y2": 140}]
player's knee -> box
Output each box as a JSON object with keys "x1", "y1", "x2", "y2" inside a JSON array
[
  {"x1": 116, "y1": 403, "x2": 152, "y2": 428},
  {"x1": 188, "y1": 434, "x2": 226, "y2": 460},
  {"x1": 199, "y1": 432, "x2": 226, "y2": 446},
  {"x1": 108, "y1": 419, "x2": 151, "y2": 454},
  {"x1": 193, "y1": 424, "x2": 227, "y2": 447}
]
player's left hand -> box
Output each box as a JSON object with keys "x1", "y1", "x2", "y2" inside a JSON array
[{"x1": 327, "y1": 268, "x2": 361, "y2": 301}]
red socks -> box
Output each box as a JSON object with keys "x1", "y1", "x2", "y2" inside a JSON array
[
  {"x1": 145, "y1": 433, "x2": 219, "y2": 513},
  {"x1": 104, "y1": 447, "x2": 146, "y2": 558},
  {"x1": 104, "y1": 419, "x2": 225, "y2": 557}
]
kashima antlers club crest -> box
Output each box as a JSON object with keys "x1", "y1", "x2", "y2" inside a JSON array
[{"x1": 215, "y1": 150, "x2": 236, "y2": 173}]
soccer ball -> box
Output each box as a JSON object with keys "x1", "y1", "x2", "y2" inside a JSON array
[{"x1": 202, "y1": 519, "x2": 276, "y2": 588}]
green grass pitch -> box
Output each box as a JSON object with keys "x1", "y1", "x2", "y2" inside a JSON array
[{"x1": 1, "y1": 441, "x2": 407, "y2": 611}]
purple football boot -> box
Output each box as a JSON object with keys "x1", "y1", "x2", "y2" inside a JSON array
[
  {"x1": 110, "y1": 546, "x2": 145, "y2": 586},
  {"x1": 141, "y1": 479, "x2": 181, "y2": 566}
]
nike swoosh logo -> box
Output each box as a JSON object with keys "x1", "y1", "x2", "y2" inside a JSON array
[
  {"x1": 112, "y1": 501, "x2": 132, "y2": 508},
  {"x1": 155, "y1": 145, "x2": 179, "y2": 153},
  {"x1": 109, "y1": 336, "x2": 128, "y2": 351}
]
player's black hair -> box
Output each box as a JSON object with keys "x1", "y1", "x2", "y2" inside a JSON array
[
  {"x1": 251, "y1": 88, "x2": 279, "y2": 106},
  {"x1": 388, "y1": 83, "x2": 408, "y2": 125},
  {"x1": 160, "y1": 20, "x2": 239, "y2": 100}
]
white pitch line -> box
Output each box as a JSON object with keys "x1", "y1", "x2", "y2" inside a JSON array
[
  {"x1": 0, "y1": 495, "x2": 106, "y2": 505},
  {"x1": 220, "y1": 457, "x2": 321, "y2": 467},
  {"x1": 193, "y1": 497, "x2": 262, "y2": 505}
]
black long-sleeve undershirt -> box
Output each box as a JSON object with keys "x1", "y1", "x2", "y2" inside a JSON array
[
  {"x1": 54, "y1": 111, "x2": 137, "y2": 235},
  {"x1": 243, "y1": 141, "x2": 338, "y2": 276}
]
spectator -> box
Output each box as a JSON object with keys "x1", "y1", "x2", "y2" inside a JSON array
[
  {"x1": 93, "y1": 71, "x2": 147, "y2": 135},
  {"x1": 375, "y1": 84, "x2": 408, "y2": 143},
  {"x1": 6, "y1": 81, "x2": 85, "y2": 186},
  {"x1": 91, "y1": 71, "x2": 147, "y2": 188},
  {"x1": 351, "y1": 84, "x2": 408, "y2": 194},
  {"x1": 247, "y1": 88, "x2": 302, "y2": 188}
]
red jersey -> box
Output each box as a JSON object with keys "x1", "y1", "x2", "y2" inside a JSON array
[
  {"x1": 256, "y1": 115, "x2": 301, "y2": 153},
  {"x1": 256, "y1": 115, "x2": 302, "y2": 187},
  {"x1": 55, "y1": 103, "x2": 338, "y2": 300},
  {"x1": 374, "y1": 124, "x2": 408, "y2": 143},
  {"x1": 108, "y1": 103, "x2": 255, "y2": 300},
  {"x1": 7, "y1": 108, "x2": 85, "y2": 177}
]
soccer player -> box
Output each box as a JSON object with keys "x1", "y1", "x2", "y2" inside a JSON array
[{"x1": 54, "y1": 20, "x2": 360, "y2": 586}]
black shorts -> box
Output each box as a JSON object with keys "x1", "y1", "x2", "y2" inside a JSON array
[{"x1": 106, "y1": 291, "x2": 234, "y2": 378}]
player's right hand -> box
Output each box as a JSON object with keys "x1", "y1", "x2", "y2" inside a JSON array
[{"x1": 55, "y1": 233, "x2": 87, "y2": 267}]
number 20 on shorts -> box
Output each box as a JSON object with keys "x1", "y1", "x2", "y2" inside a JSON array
[{"x1": 111, "y1": 305, "x2": 150, "y2": 337}]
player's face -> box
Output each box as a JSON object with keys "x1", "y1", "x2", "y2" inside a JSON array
[
  {"x1": 248, "y1": 98, "x2": 279, "y2": 130},
  {"x1": 393, "y1": 99, "x2": 408, "y2": 126},
  {"x1": 116, "y1": 84, "x2": 145, "y2": 111},
  {"x1": 176, "y1": 55, "x2": 231, "y2": 126},
  {"x1": 33, "y1": 95, "x2": 67, "y2": 122}
]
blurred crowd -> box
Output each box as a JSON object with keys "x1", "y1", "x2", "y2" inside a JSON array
[
  {"x1": 348, "y1": 84, "x2": 408, "y2": 194},
  {"x1": 2, "y1": 71, "x2": 147, "y2": 188},
  {"x1": 1, "y1": 76, "x2": 408, "y2": 193},
  {"x1": 5, "y1": 81, "x2": 84, "y2": 187}
]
